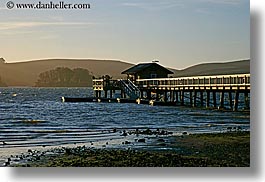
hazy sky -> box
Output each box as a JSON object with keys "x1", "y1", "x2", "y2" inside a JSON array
[{"x1": 0, "y1": 0, "x2": 249, "y2": 69}]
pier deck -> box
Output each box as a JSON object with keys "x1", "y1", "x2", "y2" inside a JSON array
[{"x1": 91, "y1": 74, "x2": 250, "y2": 111}]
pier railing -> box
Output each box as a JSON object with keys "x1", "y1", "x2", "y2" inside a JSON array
[
  {"x1": 93, "y1": 79, "x2": 104, "y2": 90},
  {"x1": 92, "y1": 73, "x2": 250, "y2": 110},
  {"x1": 135, "y1": 74, "x2": 250, "y2": 90}
]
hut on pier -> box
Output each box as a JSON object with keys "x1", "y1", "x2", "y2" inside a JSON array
[{"x1": 121, "y1": 63, "x2": 173, "y2": 82}]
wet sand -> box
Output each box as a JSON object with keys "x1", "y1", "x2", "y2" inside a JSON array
[{"x1": 7, "y1": 131, "x2": 249, "y2": 167}]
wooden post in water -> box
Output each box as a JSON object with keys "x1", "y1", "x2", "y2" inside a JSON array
[
  {"x1": 193, "y1": 90, "x2": 197, "y2": 107},
  {"x1": 121, "y1": 90, "x2": 124, "y2": 99},
  {"x1": 124, "y1": 91, "x2": 127, "y2": 99},
  {"x1": 206, "y1": 91, "x2": 210, "y2": 108},
  {"x1": 155, "y1": 90, "x2": 159, "y2": 100},
  {"x1": 244, "y1": 91, "x2": 250, "y2": 109},
  {"x1": 170, "y1": 90, "x2": 174, "y2": 102},
  {"x1": 179, "y1": 90, "x2": 182, "y2": 105},
  {"x1": 147, "y1": 90, "x2": 152, "y2": 100},
  {"x1": 219, "y1": 91, "x2": 225, "y2": 109},
  {"x1": 110, "y1": 90, "x2": 113, "y2": 99},
  {"x1": 104, "y1": 90, "x2": 108, "y2": 98},
  {"x1": 213, "y1": 91, "x2": 217, "y2": 108},
  {"x1": 112, "y1": 89, "x2": 115, "y2": 98},
  {"x1": 181, "y1": 90, "x2": 185, "y2": 106},
  {"x1": 175, "y1": 91, "x2": 179, "y2": 103},
  {"x1": 140, "y1": 90, "x2": 144, "y2": 99},
  {"x1": 156, "y1": 89, "x2": 161, "y2": 100},
  {"x1": 200, "y1": 91, "x2": 204, "y2": 107},
  {"x1": 164, "y1": 90, "x2": 168, "y2": 102},
  {"x1": 228, "y1": 91, "x2": 233, "y2": 110},
  {"x1": 189, "y1": 91, "x2": 193, "y2": 106},
  {"x1": 234, "y1": 91, "x2": 239, "y2": 111}
]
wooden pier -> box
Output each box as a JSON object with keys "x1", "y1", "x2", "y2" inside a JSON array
[{"x1": 92, "y1": 74, "x2": 250, "y2": 111}]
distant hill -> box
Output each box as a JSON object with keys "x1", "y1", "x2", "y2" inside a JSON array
[
  {"x1": 0, "y1": 59, "x2": 133, "y2": 86},
  {"x1": 0, "y1": 58, "x2": 249, "y2": 87},
  {"x1": 173, "y1": 59, "x2": 250, "y2": 77}
]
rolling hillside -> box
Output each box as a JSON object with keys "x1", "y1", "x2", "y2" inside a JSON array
[
  {"x1": 0, "y1": 59, "x2": 133, "y2": 86},
  {"x1": 0, "y1": 58, "x2": 250, "y2": 87},
  {"x1": 173, "y1": 59, "x2": 250, "y2": 77}
]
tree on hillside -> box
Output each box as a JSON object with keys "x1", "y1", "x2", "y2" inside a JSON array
[
  {"x1": 35, "y1": 67, "x2": 93, "y2": 87},
  {"x1": 72, "y1": 68, "x2": 92, "y2": 85}
]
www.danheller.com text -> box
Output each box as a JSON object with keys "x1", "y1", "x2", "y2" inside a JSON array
[{"x1": 6, "y1": 1, "x2": 91, "y2": 10}]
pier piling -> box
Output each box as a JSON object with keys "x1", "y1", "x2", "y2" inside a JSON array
[
  {"x1": 234, "y1": 91, "x2": 239, "y2": 111},
  {"x1": 219, "y1": 91, "x2": 225, "y2": 109},
  {"x1": 213, "y1": 91, "x2": 217, "y2": 108},
  {"x1": 200, "y1": 91, "x2": 204, "y2": 107},
  {"x1": 228, "y1": 91, "x2": 233, "y2": 110},
  {"x1": 206, "y1": 91, "x2": 210, "y2": 108}
]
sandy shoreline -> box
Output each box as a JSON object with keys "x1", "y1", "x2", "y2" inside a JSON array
[{"x1": 3, "y1": 131, "x2": 250, "y2": 167}]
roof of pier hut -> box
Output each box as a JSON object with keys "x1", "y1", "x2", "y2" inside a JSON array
[{"x1": 121, "y1": 63, "x2": 173, "y2": 75}]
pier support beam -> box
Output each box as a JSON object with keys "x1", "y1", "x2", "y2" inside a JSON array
[
  {"x1": 140, "y1": 90, "x2": 144, "y2": 99},
  {"x1": 110, "y1": 90, "x2": 113, "y2": 98},
  {"x1": 200, "y1": 91, "x2": 204, "y2": 107},
  {"x1": 228, "y1": 91, "x2": 233, "y2": 110},
  {"x1": 121, "y1": 90, "x2": 125, "y2": 99},
  {"x1": 164, "y1": 90, "x2": 168, "y2": 102},
  {"x1": 189, "y1": 91, "x2": 193, "y2": 106},
  {"x1": 155, "y1": 90, "x2": 159, "y2": 100},
  {"x1": 147, "y1": 91, "x2": 152, "y2": 100},
  {"x1": 193, "y1": 90, "x2": 197, "y2": 107},
  {"x1": 219, "y1": 91, "x2": 225, "y2": 109},
  {"x1": 206, "y1": 91, "x2": 210, "y2": 108},
  {"x1": 170, "y1": 90, "x2": 174, "y2": 102},
  {"x1": 234, "y1": 91, "x2": 239, "y2": 111},
  {"x1": 212, "y1": 91, "x2": 217, "y2": 108},
  {"x1": 181, "y1": 90, "x2": 185, "y2": 106},
  {"x1": 244, "y1": 92, "x2": 250, "y2": 110},
  {"x1": 175, "y1": 91, "x2": 179, "y2": 103}
]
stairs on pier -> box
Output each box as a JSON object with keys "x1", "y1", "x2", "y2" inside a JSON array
[{"x1": 119, "y1": 79, "x2": 140, "y2": 100}]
